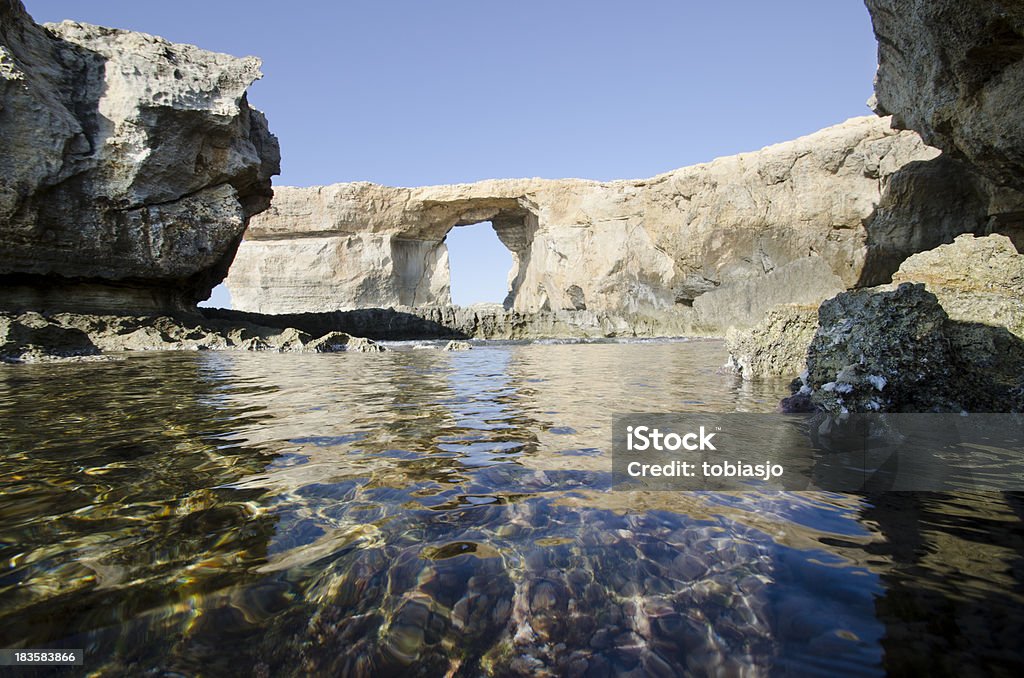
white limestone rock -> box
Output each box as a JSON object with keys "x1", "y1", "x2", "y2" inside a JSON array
[{"x1": 227, "y1": 117, "x2": 991, "y2": 332}]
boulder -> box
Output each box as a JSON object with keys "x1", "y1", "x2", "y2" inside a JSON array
[
  {"x1": 305, "y1": 331, "x2": 385, "y2": 353},
  {"x1": 0, "y1": 0, "x2": 280, "y2": 313},
  {"x1": 227, "y1": 117, "x2": 993, "y2": 332},
  {"x1": 795, "y1": 236, "x2": 1024, "y2": 412},
  {"x1": 891, "y1": 234, "x2": 1024, "y2": 337},
  {"x1": 443, "y1": 340, "x2": 472, "y2": 351},
  {"x1": 803, "y1": 283, "x2": 958, "y2": 413}
]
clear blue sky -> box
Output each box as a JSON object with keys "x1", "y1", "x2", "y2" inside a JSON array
[{"x1": 26, "y1": 0, "x2": 879, "y2": 308}]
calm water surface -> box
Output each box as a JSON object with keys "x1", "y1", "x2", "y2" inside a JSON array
[{"x1": 1, "y1": 340, "x2": 1022, "y2": 676}]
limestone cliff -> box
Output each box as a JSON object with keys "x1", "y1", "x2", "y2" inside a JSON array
[
  {"x1": 0, "y1": 0, "x2": 280, "y2": 312},
  {"x1": 227, "y1": 116, "x2": 991, "y2": 332}
]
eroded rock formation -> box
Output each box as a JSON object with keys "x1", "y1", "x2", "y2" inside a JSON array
[
  {"x1": 772, "y1": 236, "x2": 1024, "y2": 412},
  {"x1": 724, "y1": 304, "x2": 819, "y2": 381},
  {"x1": 867, "y1": 0, "x2": 1024, "y2": 194},
  {"x1": 227, "y1": 116, "x2": 994, "y2": 333},
  {"x1": 769, "y1": 1, "x2": 1024, "y2": 412},
  {"x1": 0, "y1": 0, "x2": 280, "y2": 313}
]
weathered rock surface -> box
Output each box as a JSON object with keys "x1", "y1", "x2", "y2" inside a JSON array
[
  {"x1": 227, "y1": 116, "x2": 994, "y2": 332},
  {"x1": 866, "y1": 0, "x2": 1024, "y2": 193},
  {"x1": 791, "y1": 235, "x2": 1024, "y2": 413},
  {"x1": 791, "y1": 3, "x2": 1024, "y2": 413},
  {"x1": 0, "y1": 0, "x2": 280, "y2": 312},
  {"x1": 202, "y1": 305, "x2": 694, "y2": 341},
  {"x1": 0, "y1": 311, "x2": 382, "y2": 363},
  {"x1": 800, "y1": 284, "x2": 959, "y2": 413},
  {"x1": 442, "y1": 340, "x2": 472, "y2": 351},
  {"x1": 724, "y1": 304, "x2": 819, "y2": 380},
  {"x1": 891, "y1": 234, "x2": 1024, "y2": 337},
  {"x1": 727, "y1": 236, "x2": 1024, "y2": 384}
]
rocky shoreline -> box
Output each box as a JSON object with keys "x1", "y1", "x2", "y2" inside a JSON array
[
  {"x1": 0, "y1": 311, "x2": 383, "y2": 364},
  {"x1": 201, "y1": 305, "x2": 695, "y2": 341},
  {"x1": 2, "y1": 0, "x2": 1023, "y2": 415},
  {"x1": 724, "y1": 0, "x2": 1024, "y2": 414}
]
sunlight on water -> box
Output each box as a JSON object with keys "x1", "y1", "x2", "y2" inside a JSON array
[{"x1": 1, "y1": 341, "x2": 1022, "y2": 676}]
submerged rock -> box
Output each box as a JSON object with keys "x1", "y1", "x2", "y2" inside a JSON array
[
  {"x1": 0, "y1": 312, "x2": 383, "y2": 363},
  {"x1": 443, "y1": 340, "x2": 473, "y2": 352},
  {"x1": 0, "y1": 0, "x2": 280, "y2": 313}
]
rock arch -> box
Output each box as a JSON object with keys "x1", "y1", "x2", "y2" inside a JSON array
[
  {"x1": 226, "y1": 117, "x2": 1014, "y2": 332},
  {"x1": 393, "y1": 197, "x2": 539, "y2": 309}
]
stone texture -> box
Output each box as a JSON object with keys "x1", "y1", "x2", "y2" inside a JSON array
[
  {"x1": 802, "y1": 284, "x2": 958, "y2": 413},
  {"x1": 724, "y1": 304, "x2": 819, "y2": 380},
  {"x1": 0, "y1": 311, "x2": 383, "y2": 363},
  {"x1": 891, "y1": 234, "x2": 1024, "y2": 337},
  {"x1": 227, "y1": 116, "x2": 993, "y2": 332},
  {"x1": 0, "y1": 0, "x2": 280, "y2": 312},
  {"x1": 794, "y1": 235, "x2": 1024, "y2": 412},
  {"x1": 866, "y1": 0, "x2": 1024, "y2": 192},
  {"x1": 202, "y1": 306, "x2": 695, "y2": 341},
  {"x1": 832, "y1": 1, "x2": 1024, "y2": 414},
  {"x1": 734, "y1": 235, "x2": 1024, "y2": 389}
]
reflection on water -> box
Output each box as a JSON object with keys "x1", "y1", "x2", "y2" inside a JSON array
[{"x1": 0, "y1": 341, "x2": 1021, "y2": 676}]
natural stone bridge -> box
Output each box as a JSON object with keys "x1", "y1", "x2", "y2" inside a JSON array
[{"x1": 227, "y1": 115, "x2": 1008, "y2": 334}]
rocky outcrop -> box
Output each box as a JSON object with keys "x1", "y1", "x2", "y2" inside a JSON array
[
  {"x1": 0, "y1": 311, "x2": 383, "y2": 363},
  {"x1": 0, "y1": 0, "x2": 280, "y2": 313},
  {"x1": 788, "y1": 1, "x2": 1024, "y2": 412},
  {"x1": 797, "y1": 284, "x2": 960, "y2": 413},
  {"x1": 866, "y1": 0, "x2": 1024, "y2": 194},
  {"x1": 891, "y1": 233, "x2": 1024, "y2": 337},
  {"x1": 724, "y1": 304, "x2": 819, "y2": 380},
  {"x1": 787, "y1": 236, "x2": 1024, "y2": 413},
  {"x1": 227, "y1": 116, "x2": 995, "y2": 333}
]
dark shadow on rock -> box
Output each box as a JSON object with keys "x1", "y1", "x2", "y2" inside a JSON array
[
  {"x1": 0, "y1": 312, "x2": 101, "y2": 361},
  {"x1": 201, "y1": 307, "x2": 471, "y2": 341},
  {"x1": 856, "y1": 155, "x2": 990, "y2": 288},
  {"x1": 946, "y1": 319, "x2": 1024, "y2": 412}
]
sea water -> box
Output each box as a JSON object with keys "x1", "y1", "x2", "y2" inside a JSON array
[{"x1": 1, "y1": 341, "x2": 1022, "y2": 675}]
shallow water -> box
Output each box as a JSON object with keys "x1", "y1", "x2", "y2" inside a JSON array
[{"x1": 1, "y1": 340, "x2": 1022, "y2": 676}]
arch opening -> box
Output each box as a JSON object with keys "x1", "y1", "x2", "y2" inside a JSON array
[{"x1": 445, "y1": 221, "x2": 513, "y2": 307}]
